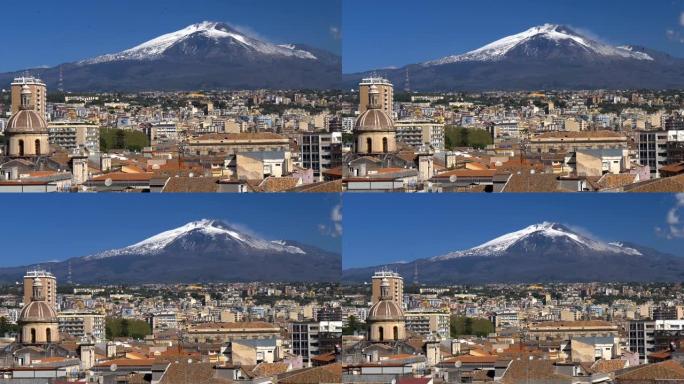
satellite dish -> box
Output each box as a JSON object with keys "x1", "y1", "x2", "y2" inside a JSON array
[
  {"x1": 104, "y1": 178, "x2": 113, "y2": 187},
  {"x1": 449, "y1": 175, "x2": 457, "y2": 183},
  {"x1": 110, "y1": 364, "x2": 117, "y2": 372}
]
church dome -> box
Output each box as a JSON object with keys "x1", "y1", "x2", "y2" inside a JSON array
[
  {"x1": 6, "y1": 85, "x2": 48, "y2": 134},
  {"x1": 354, "y1": 109, "x2": 394, "y2": 132},
  {"x1": 367, "y1": 277, "x2": 404, "y2": 322},
  {"x1": 368, "y1": 299, "x2": 404, "y2": 321},
  {"x1": 6, "y1": 109, "x2": 48, "y2": 134},
  {"x1": 355, "y1": 83, "x2": 394, "y2": 132},
  {"x1": 20, "y1": 301, "x2": 58, "y2": 323}
]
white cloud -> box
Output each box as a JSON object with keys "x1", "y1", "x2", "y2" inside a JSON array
[
  {"x1": 564, "y1": 224, "x2": 604, "y2": 242},
  {"x1": 231, "y1": 23, "x2": 270, "y2": 42},
  {"x1": 666, "y1": 28, "x2": 684, "y2": 43},
  {"x1": 331, "y1": 203, "x2": 342, "y2": 237},
  {"x1": 329, "y1": 26, "x2": 341, "y2": 40},
  {"x1": 567, "y1": 25, "x2": 610, "y2": 45},
  {"x1": 680, "y1": 12, "x2": 684, "y2": 26},
  {"x1": 657, "y1": 193, "x2": 684, "y2": 239},
  {"x1": 319, "y1": 203, "x2": 343, "y2": 238},
  {"x1": 228, "y1": 221, "x2": 267, "y2": 240}
]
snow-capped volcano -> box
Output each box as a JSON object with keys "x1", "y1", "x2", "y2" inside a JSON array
[
  {"x1": 425, "y1": 24, "x2": 653, "y2": 65},
  {"x1": 81, "y1": 21, "x2": 317, "y2": 64},
  {"x1": 0, "y1": 219, "x2": 340, "y2": 284},
  {"x1": 343, "y1": 23, "x2": 684, "y2": 91},
  {"x1": 84, "y1": 219, "x2": 305, "y2": 260},
  {"x1": 0, "y1": 21, "x2": 340, "y2": 91},
  {"x1": 431, "y1": 222, "x2": 641, "y2": 260},
  {"x1": 342, "y1": 222, "x2": 684, "y2": 284}
]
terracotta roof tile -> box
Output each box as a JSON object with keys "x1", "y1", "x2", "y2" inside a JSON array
[
  {"x1": 596, "y1": 173, "x2": 638, "y2": 190},
  {"x1": 590, "y1": 359, "x2": 627, "y2": 374},
  {"x1": 625, "y1": 174, "x2": 684, "y2": 192},
  {"x1": 276, "y1": 363, "x2": 341, "y2": 384},
  {"x1": 615, "y1": 360, "x2": 684, "y2": 381},
  {"x1": 162, "y1": 177, "x2": 220, "y2": 192}
]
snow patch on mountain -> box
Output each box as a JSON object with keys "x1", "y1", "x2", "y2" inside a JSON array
[
  {"x1": 80, "y1": 21, "x2": 317, "y2": 64},
  {"x1": 424, "y1": 24, "x2": 653, "y2": 66},
  {"x1": 430, "y1": 222, "x2": 642, "y2": 260},
  {"x1": 83, "y1": 219, "x2": 305, "y2": 260}
]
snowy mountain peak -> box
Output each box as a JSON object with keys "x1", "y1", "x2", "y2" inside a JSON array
[
  {"x1": 430, "y1": 222, "x2": 642, "y2": 261},
  {"x1": 83, "y1": 219, "x2": 306, "y2": 260},
  {"x1": 80, "y1": 21, "x2": 317, "y2": 64},
  {"x1": 424, "y1": 24, "x2": 653, "y2": 65}
]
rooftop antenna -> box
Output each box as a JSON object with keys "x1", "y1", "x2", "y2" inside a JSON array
[
  {"x1": 58, "y1": 66, "x2": 64, "y2": 93},
  {"x1": 67, "y1": 260, "x2": 73, "y2": 285}
]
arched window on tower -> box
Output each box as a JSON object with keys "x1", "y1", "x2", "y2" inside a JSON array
[
  {"x1": 367, "y1": 138, "x2": 372, "y2": 154},
  {"x1": 18, "y1": 140, "x2": 25, "y2": 157},
  {"x1": 30, "y1": 328, "x2": 36, "y2": 344},
  {"x1": 383, "y1": 137, "x2": 388, "y2": 153},
  {"x1": 46, "y1": 328, "x2": 51, "y2": 343},
  {"x1": 35, "y1": 140, "x2": 41, "y2": 156},
  {"x1": 393, "y1": 326, "x2": 399, "y2": 340},
  {"x1": 378, "y1": 326, "x2": 384, "y2": 341}
]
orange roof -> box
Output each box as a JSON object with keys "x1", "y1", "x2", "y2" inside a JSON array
[
  {"x1": 192, "y1": 133, "x2": 287, "y2": 141},
  {"x1": 528, "y1": 320, "x2": 615, "y2": 328},
  {"x1": 375, "y1": 167, "x2": 410, "y2": 174},
  {"x1": 34, "y1": 357, "x2": 68, "y2": 363},
  {"x1": 445, "y1": 355, "x2": 498, "y2": 364},
  {"x1": 532, "y1": 130, "x2": 626, "y2": 139},
  {"x1": 311, "y1": 352, "x2": 337, "y2": 363},
  {"x1": 434, "y1": 169, "x2": 498, "y2": 178},
  {"x1": 660, "y1": 162, "x2": 684, "y2": 173},
  {"x1": 95, "y1": 358, "x2": 156, "y2": 367},
  {"x1": 387, "y1": 354, "x2": 416, "y2": 360},
  {"x1": 121, "y1": 165, "x2": 146, "y2": 173},
  {"x1": 28, "y1": 171, "x2": 60, "y2": 177},
  {"x1": 189, "y1": 321, "x2": 279, "y2": 330},
  {"x1": 92, "y1": 172, "x2": 154, "y2": 181},
  {"x1": 465, "y1": 162, "x2": 490, "y2": 171},
  {"x1": 648, "y1": 350, "x2": 672, "y2": 359}
]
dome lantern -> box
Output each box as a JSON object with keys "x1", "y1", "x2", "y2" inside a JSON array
[{"x1": 20, "y1": 85, "x2": 32, "y2": 110}]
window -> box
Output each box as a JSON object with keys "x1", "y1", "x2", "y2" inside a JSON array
[
  {"x1": 367, "y1": 138, "x2": 372, "y2": 153},
  {"x1": 18, "y1": 140, "x2": 25, "y2": 157},
  {"x1": 383, "y1": 137, "x2": 388, "y2": 153},
  {"x1": 378, "y1": 326, "x2": 384, "y2": 341},
  {"x1": 35, "y1": 140, "x2": 41, "y2": 155}
]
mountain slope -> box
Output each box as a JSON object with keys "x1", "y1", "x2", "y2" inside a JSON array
[
  {"x1": 0, "y1": 21, "x2": 341, "y2": 91},
  {"x1": 0, "y1": 219, "x2": 340, "y2": 284},
  {"x1": 342, "y1": 222, "x2": 684, "y2": 283},
  {"x1": 344, "y1": 24, "x2": 684, "y2": 91}
]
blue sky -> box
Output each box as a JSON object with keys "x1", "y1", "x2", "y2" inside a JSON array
[
  {"x1": 0, "y1": 0, "x2": 341, "y2": 72},
  {"x1": 0, "y1": 194, "x2": 341, "y2": 267},
  {"x1": 343, "y1": 194, "x2": 684, "y2": 268},
  {"x1": 343, "y1": 0, "x2": 684, "y2": 73}
]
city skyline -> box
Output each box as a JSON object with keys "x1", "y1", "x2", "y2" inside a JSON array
[
  {"x1": 343, "y1": 0, "x2": 684, "y2": 73},
  {"x1": 0, "y1": 194, "x2": 341, "y2": 267},
  {"x1": 0, "y1": 0, "x2": 341, "y2": 72},
  {"x1": 343, "y1": 194, "x2": 684, "y2": 268}
]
